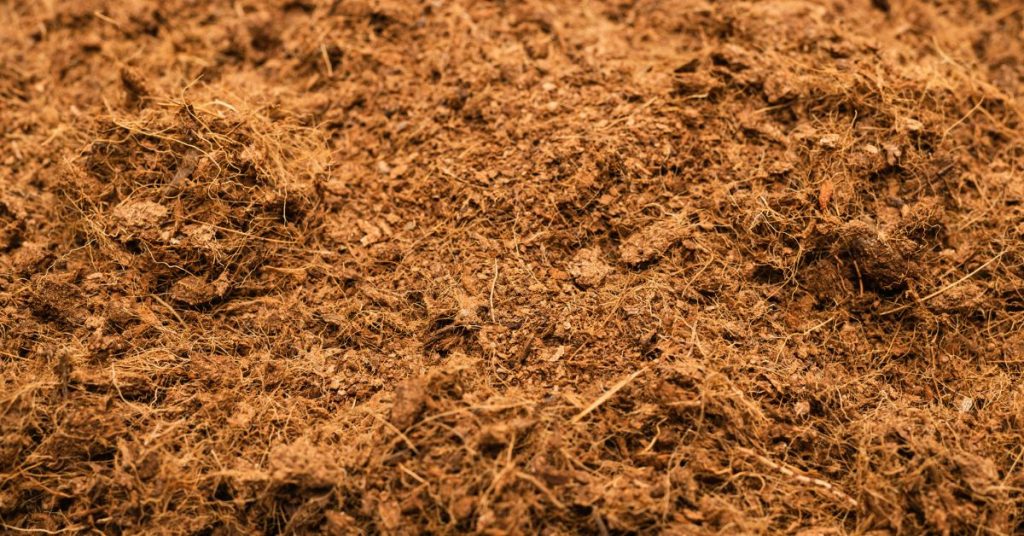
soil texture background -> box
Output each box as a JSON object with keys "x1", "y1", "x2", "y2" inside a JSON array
[{"x1": 2, "y1": 0, "x2": 1024, "y2": 534}]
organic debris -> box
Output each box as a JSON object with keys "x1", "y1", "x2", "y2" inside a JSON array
[{"x1": 2, "y1": 0, "x2": 1024, "y2": 534}]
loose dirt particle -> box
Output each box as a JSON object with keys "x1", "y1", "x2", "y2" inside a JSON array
[
  {"x1": 568, "y1": 247, "x2": 612, "y2": 287},
  {"x1": 618, "y1": 215, "x2": 690, "y2": 266}
]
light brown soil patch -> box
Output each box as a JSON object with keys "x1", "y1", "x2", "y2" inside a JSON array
[{"x1": 2, "y1": 1, "x2": 1023, "y2": 533}]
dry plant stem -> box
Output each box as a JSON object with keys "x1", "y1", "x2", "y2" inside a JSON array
[
  {"x1": 571, "y1": 364, "x2": 651, "y2": 424},
  {"x1": 881, "y1": 250, "x2": 1006, "y2": 316},
  {"x1": 737, "y1": 447, "x2": 859, "y2": 508}
]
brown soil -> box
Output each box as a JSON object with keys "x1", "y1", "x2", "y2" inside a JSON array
[{"x1": 2, "y1": 0, "x2": 1023, "y2": 534}]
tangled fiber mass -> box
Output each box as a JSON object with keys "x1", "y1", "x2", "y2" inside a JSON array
[{"x1": 2, "y1": 0, "x2": 1024, "y2": 534}]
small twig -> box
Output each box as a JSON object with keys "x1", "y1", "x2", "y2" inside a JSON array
[
  {"x1": 150, "y1": 293, "x2": 187, "y2": 328},
  {"x1": 1, "y1": 525, "x2": 87, "y2": 535},
  {"x1": 737, "y1": 447, "x2": 858, "y2": 508},
  {"x1": 571, "y1": 366, "x2": 648, "y2": 424},
  {"x1": 92, "y1": 11, "x2": 122, "y2": 30},
  {"x1": 489, "y1": 258, "x2": 499, "y2": 323},
  {"x1": 398, "y1": 463, "x2": 427, "y2": 484},
  {"x1": 320, "y1": 42, "x2": 334, "y2": 77},
  {"x1": 881, "y1": 250, "x2": 1005, "y2": 316},
  {"x1": 803, "y1": 315, "x2": 836, "y2": 335},
  {"x1": 515, "y1": 471, "x2": 566, "y2": 509}
]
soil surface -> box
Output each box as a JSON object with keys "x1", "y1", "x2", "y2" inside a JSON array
[{"x1": 2, "y1": 0, "x2": 1024, "y2": 534}]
